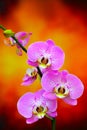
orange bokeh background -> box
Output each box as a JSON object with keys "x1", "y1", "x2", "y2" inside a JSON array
[{"x1": 0, "y1": 0, "x2": 87, "y2": 130}]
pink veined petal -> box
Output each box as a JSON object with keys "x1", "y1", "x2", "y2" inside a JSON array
[
  {"x1": 43, "y1": 92, "x2": 57, "y2": 100},
  {"x1": 35, "y1": 89, "x2": 45, "y2": 98},
  {"x1": 63, "y1": 96, "x2": 77, "y2": 106},
  {"x1": 50, "y1": 46, "x2": 65, "y2": 70},
  {"x1": 47, "y1": 111, "x2": 57, "y2": 117},
  {"x1": 60, "y1": 70, "x2": 69, "y2": 83},
  {"x1": 22, "y1": 74, "x2": 29, "y2": 81},
  {"x1": 17, "y1": 92, "x2": 35, "y2": 118},
  {"x1": 27, "y1": 59, "x2": 38, "y2": 67},
  {"x1": 46, "y1": 39, "x2": 55, "y2": 52},
  {"x1": 41, "y1": 71, "x2": 60, "y2": 92},
  {"x1": 67, "y1": 74, "x2": 84, "y2": 99},
  {"x1": 35, "y1": 89, "x2": 46, "y2": 105},
  {"x1": 15, "y1": 32, "x2": 31, "y2": 46},
  {"x1": 26, "y1": 115, "x2": 39, "y2": 124},
  {"x1": 21, "y1": 77, "x2": 36, "y2": 86},
  {"x1": 27, "y1": 41, "x2": 48, "y2": 62},
  {"x1": 46, "y1": 39, "x2": 55, "y2": 47},
  {"x1": 46, "y1": 99, "x2": 57, "y2": 112},
  {"x1": 39, "y1": 67, "x2": 51, "y2": 74}
]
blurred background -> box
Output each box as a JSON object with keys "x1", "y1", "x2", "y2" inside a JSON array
[{"x1": 0, "y1": 0, "x2": 87, "y2": 129}]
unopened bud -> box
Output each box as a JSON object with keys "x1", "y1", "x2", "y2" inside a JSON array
[{"x1": 3, "y1": 29, "x2": 15, "y2": 37}]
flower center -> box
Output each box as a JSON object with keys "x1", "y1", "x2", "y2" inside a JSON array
[
  {"x1": 36, "y1": 106, "x2": 44, "y2": 113},
  {"x1": 33, "y1": 105, "x2": 47, "y2": 119},
  {"x1": 38, "y1": 57, "x2": 51, "y2": 68},
  {"x1": 58, "y1": 87, "x2": 65, "y2": 94},
  {"x1": 41, "y1": 57, "x2": 48, "y2": 65},
  {"x1": 54, "y1": 86, "x2": 69, "y2": 98}
]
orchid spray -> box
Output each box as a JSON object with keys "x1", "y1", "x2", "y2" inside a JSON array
[{"x1": 0, "y1": 25, "x2": 84, "y2": 130}]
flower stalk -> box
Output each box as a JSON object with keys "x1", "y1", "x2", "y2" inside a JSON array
[{"x1": 51, "y1": 118, "x2": 56, "y2": 130}]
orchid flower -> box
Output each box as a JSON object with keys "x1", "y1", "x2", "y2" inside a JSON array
[
  {"x1": 17, "y1": 89, "x2": 57, "y2": 124},
  {"x1": 27, "y1": 39, "x2": 65, "y2": 71},
  {"x1": 41, "y1": 70, "x2": 84, "y2": 105},
  {"x1": 21, "y1": 68, "x2": 37, "y2": 86}
]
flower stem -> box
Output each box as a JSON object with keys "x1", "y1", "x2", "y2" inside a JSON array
[
  {"x1": 11, "y1": 36, "x2": 27, "y2": 53},
  {"x1": 45, "y1": 114, "x2": 53, "y2": 120},
  {"x1": 0, "y1": 25, "x2": 6, "y2": 30},
  {"x1": 37, "y1": 66, "x2": 42, "y2": 78},
  {"x1": 51, "y1": 118, "x2": 56, "y2": 130},
  {"x1": 45, "y1": 115, "x2": 56, "y2": 130}
]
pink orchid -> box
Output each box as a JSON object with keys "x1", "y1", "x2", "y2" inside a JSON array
[
  {"x1": 41, "y1": 70, "x2": 84, "y2": 105},
  {"x1": 17, "y1": 89, "x2": 57, "y2": 124},
  {"x1": 27, "y1": 39, "x2": 65, "y2": 71},
  {"x1": 21, "y1": 68, "x2": 37, "y2": 86},
  {"x1": 8, "y1": 32, "x2": 32, "y2": 55}
]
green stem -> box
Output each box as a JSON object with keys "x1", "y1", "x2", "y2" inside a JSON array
[
  {"x1": 51, "y1": 118, "x2": 56, "y2": 130},
  {"x1": 45, "y1": 114, "x2": 53, "y2": 120},
  {"x1": 45, "y1": 115, "x2": 56, "y2": 130},
  {"x1": 0, "y1": 25, "x2": 6, "y2": 30},
  {"x1": 11, "y1": 36, "x2": 27, "y2": 53}
]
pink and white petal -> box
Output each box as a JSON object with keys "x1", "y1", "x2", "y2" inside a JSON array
[
  {"x1": 35, "y1": 89, "x2": 45, "y2": 101},
  {"x1": 15, "y1": 32, "x2": 25, "y2": 39},
  {"x1": 26, "y1": 115, "x2": 39, "y2": 124},
  {"x1": 41, "y1": 71, "x2": 60, "y2": 92},
  {"x1": 67, "y1": 74, "x2": 84, "y2": 99},
  {"x1": 22, "y1": 75, "x2": 29, "y2": 81},
  {"x1": 15, "y1": 32, "x2": 31, "y2": 46},
  {"x1": 17, "y1": 92, "x2": 35, "y2": 118},
  {"x1": 59, "y1": 70, "x2": 69, "y2": 84},
  {"x1": 47, "y1": 111, "x2": 57, "y2": 117},
  {"x1": 50, "y1": 46, "x2": 65, "y2": 70},
  {"x1": 43, "y1": 92, "x2": 57, "y2": 100},
  {"x1": 27, "y1": 41, "x2": 48, "y2": 62},
  {"x1": 46, "y1": 39, "x2": 55, "y2": 52},
  {"x1": 35, "y1": 89, "x2": 45, "y2": 97},
  {"x1": 27, "y1": 59, "x2": 38, "y2": 67},
  {"x1": 21, "y1": 77, "x2": 36, "y2": 86},
  {"x1": 46, "y1": 99, "x2": 57, "y2": 112},
  {"x1": 21, "y1": 33, "x2": 31, "y2": 46},
  {"x1": 63, "y1": 96, "x2": 77, "y2": 106},
  {"x1": 33, "y1": 89, "x2": 46, "y2": 107},
  {"x1": 39, "y1": 67, "x2": 51, "y2": 74}
]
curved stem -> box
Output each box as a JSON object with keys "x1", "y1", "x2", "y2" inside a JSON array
[{"x1": 11, "y1": 36, "x2": 27, "y2": 53}]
